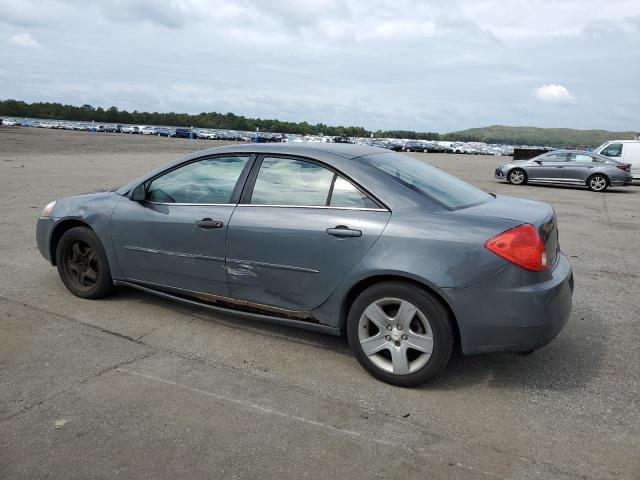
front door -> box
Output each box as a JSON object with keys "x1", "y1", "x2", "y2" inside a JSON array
[
  {"x1": 226, "y1": 156, "x2": 391, "y2": 312},
  {"x1": 111, "y1": 155, "x2": 251, "y2": 296},
  {"x1": 529, "y1": 152, "x2": 570, "y2": 181}
]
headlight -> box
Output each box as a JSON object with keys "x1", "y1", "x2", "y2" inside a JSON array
[{"x1": 41, "y1": 200, "x2": 56, "y2": 218}]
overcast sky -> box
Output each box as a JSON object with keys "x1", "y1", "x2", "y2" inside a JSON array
[{"x1": 1, "y1": 0, "x2": 639, "y2": 132}]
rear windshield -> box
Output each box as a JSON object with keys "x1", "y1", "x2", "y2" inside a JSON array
[{"x1": 364, "y1": 153, "x2": 491, "y2": 209}]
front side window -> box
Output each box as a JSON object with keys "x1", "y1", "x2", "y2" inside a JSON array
[
  {"x1": 366, "y1": 153, "x2": 490, "y2": 209},
  {"x1": 146, "y1": 156, "x2": 248, "y2": 204},
  {"x1": 540, "y1": 153, "x2": 567, "y2": 163},
  {"x1": 601, "y1": 143, "x2": 623, "y2": 158}
]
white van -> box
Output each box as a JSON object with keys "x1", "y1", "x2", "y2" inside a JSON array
[{"x1": 595, "y1": 140, "x2": 640, "y2": 180}]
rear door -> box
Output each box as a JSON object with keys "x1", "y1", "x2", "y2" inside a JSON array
[
  {"x1": 225, "y1": 156, "x2": 391, "y2": 312},
  {"x1": 111, "y1": 155, "x2": 252, "y2": 296},
  {"x1": 564, "y1": 152, "x2": 597, "y2": 182}
]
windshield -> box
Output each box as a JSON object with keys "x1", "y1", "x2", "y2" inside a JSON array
[{"x1": 365, "y1": 153, "x2": 492, "y2": 209}]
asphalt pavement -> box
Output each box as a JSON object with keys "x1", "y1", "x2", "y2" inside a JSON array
[{"x1": 1, "y1": 127, "x2": 638, "y2": 479}]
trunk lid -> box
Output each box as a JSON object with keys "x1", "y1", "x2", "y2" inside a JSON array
[{"x1": 456, "y1": 194, "x2": 559, "y2": 266}]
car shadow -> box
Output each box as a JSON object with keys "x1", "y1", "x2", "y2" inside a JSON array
[
  {"x1": 114, "y1": 286, "x2": 351, "y2": 353},
  {"x1": 112, "y1": 287, "x2": 603, "y2": 392},
  {"x1": 426, "y1": 307, "x2": 603, "y2": 392}
]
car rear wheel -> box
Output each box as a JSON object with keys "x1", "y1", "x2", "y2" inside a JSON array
[
  {"x1": 508, "y1": 168, "x2": 527, "y2": 185},
  {"x1": 347, "y1": 281, "x2": 454, "y2": 387},
  {"x1": 55, "y1": 226, "x2": 114, "y2": 299},
  {"x1": 587, "y1": 174, "x2": 608, "y2": 192}
]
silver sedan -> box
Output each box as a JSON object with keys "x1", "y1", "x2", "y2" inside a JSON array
[{"x1": 495, "y1": 149, "x2": 633, "y2": 191}]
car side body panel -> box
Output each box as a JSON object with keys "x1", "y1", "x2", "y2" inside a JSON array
[
  {"x1": 225, "y1": 206, "x2": 391, "y2": 311},
  {"x1": 312, "y1": 205, "x2": 518, "y2": 328}
]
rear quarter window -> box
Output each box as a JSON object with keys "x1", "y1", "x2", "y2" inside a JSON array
[{"x1": 365, "y1": 153, "x2": 491, "y2": 209}]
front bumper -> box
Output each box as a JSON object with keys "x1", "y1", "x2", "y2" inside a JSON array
[
  {"x1": 494, "y1": 168, "x2": 507, "y2": 181},
  {"x1": 36, "y1": 217, "x2": 56, "y2": 264},
  {"x1": 444, "y1": 252, "x2": 574, "y2": 355}
]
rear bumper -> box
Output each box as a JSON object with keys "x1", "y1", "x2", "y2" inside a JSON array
[{"x1": 444, "y1": 252, "x2": 574, "y2": 355}]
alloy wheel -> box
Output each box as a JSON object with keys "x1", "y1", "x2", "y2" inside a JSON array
[
  {"x1": 358, "y1": 297, "x2": 433, "y2": 375},
  {"x1": 589, "y1": 175, "x2": 607, "y2": 191},
  {"x1": 63, "y1": 240, "x2": 99, "y2": 291},
  {"x1": 509, "y1": 169, "x2": 525, "y2": 184}
]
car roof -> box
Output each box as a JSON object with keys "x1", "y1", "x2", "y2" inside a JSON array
[{"x1": 115, "y1": 143, "x2": 395, "y2": 197}]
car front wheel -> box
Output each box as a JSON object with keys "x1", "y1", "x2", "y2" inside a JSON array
[
  {"x1": 55, "y1": 226, "x2": 114, "y2": 299},
  {"x1": 508, "y1": 168, "x2": 527, "y2": 185},
  {"x1": 347, "y1": 281, "x2": 454, "y2": 387}
]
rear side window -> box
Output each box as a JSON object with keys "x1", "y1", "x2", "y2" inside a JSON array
[
  {"x1": 571, "y1": 153, "x2": 595, "y2": 163},
  {"x1": 366, "y1": 153, "x2": 490, "y2": 209},
  {"x1": 250, "y1": 157, "x2": 380, "y2": 208},
  {"x1": 330, "y1": 177, "x2": 379, "y2": 208},
  {"x1": 601, "y1": 143, "x2": 622, "y2": 157},
  {"x1": 251, "y1": 158, "x2": 334, "y2": 206}
]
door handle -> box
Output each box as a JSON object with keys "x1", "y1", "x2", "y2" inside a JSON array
[
  {"x1": 326, "y1": 225, "x2": 362, "y2": 237},
  {"x1": 195, "y1": 218, "x2": 223, "y2": 229},
  {"x1": 555, "y1": 166, "x2": 564, "y2": 168}
]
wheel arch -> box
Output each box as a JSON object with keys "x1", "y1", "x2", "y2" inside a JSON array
[
  {"x1": 49, "y1": 219, "x2": 93, "y2": 265},
  {"x1": 338, "y1": 274, "x2": 461, "y2": 348},
  {"x1": 508, "y1": 166, "x2": 527, "y2": 180},
  {"x1": 586, "y1": 172, "x2": 610, "y2": 186}
]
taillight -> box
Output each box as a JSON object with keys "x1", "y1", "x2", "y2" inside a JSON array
[
  {"x1": 616, "y1": 164, "x2": 631, "y2": 172},
  {"x1": 485, "y1": 224, "x2": 548, "y2": 272}
]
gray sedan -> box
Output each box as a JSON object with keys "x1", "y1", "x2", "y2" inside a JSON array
[
  {"x1": 495, "y1": 149, "x2": 632, "y2": 191},
  {"x1": 36, "y1": 144, "x2": 573, "y2": 386}
]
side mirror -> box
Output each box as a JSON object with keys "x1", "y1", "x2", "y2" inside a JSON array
[
  {"x1": 130, "y1": 183, "x2": 146, "y2": 202},
  {"x1": 534, "y1": 159, "x2": 542, "y2": 164}
]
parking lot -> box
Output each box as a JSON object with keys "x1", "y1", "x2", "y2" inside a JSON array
[{"x1": 1, "y1": 127, "x2": 639, "y2": 479}]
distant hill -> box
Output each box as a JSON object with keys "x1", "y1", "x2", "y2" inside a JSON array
[{"x1": 446, "y1": 125, "x2": 637, "y2": 147}]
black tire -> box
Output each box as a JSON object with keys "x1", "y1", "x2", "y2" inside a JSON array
[
  {"x1": 55, "y1": 226, "x2": 114, "y2": 299},
  {"x1": 587, "y1": 174, "x2": 609, "y2": 192},
  {"x1": 347, "y1": 281, "x2": 454, "y2": 387},
  {"x1": 508, "y1": 168, "x2": 527, "y2": 185}
]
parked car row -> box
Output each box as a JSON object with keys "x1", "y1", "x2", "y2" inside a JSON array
[
  {"x1": 4, "y1": 117, "x2": 634, "y2": 173},
  {"x1": 1, "y1": 117, "x2": 521, "y2": 153},
  {"x1": 0, "y1": 118, "x2": 291, "y2": 142}
]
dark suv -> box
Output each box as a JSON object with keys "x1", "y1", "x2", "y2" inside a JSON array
[{"x1": 404, "y1": 141, "x2": 428, "y2": 152}]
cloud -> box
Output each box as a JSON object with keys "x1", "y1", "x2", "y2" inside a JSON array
[
  {"x1": 534, "y1": 84, "x2": 576, "y2": 105},
  {"x1": 0, "y1": 0, "x2": 638, "y2": 132},
  {"x1": 9, "y1": 32, "x2": 39, "y2": 47},
  {"x1": 96, "y1": 0, "x2": 195, "y2": 29}
]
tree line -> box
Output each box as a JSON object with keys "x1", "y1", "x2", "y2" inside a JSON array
[{"x1": 0, "y1": 99, "x2": 440, "y2": 140}]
